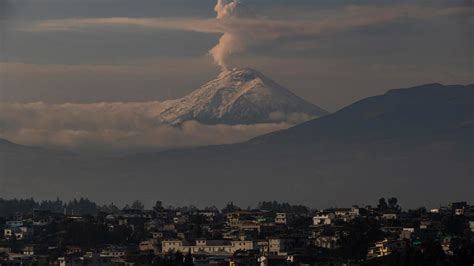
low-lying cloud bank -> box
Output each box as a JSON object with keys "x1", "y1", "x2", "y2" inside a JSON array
[{"x1": 0, "y1": 102, "x2": 308, "y2": 150}]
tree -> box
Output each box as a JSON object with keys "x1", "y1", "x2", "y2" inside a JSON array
[
  {"x1": 222, "y1": 202, "x2": 240, "y2": 213},
  {"x1": 131, "y1": 200, "x2": 145, "y2": 210},
  {"x1": 66, "y1": 198, "x2": 98, "y2": 215},
  {"x1": 153, "y1": 201, "x2": 164, "y2": 212},
  {"x1": 450, "y1": 236, "x2": 474, "y2": 265},
  {"x1": 258, "y1": 201, "x2": 309, "y2": 214},
  {"x1": 377, "y1": 198, "x2": 388, "y2": 210},
  {"x1": 387, "y1": 197, "x2": 401, "y2": 211},
  {"x1": 174, "y1": 251, "x2": 184, "y2": 265},
  {"x1": 204, "y1": 206, "x2": 219, "y2": 212},
  {"x1": 100, "y1": 203, "x2": 120, "y2": 214},
  {"x1": 338, "y1": 218, "x2": 384, "y2": 261},
  {"x1": 422, "y1": 240, "x2": 446, "y2": 265},
  {"x1": 184, "y1": 251, "x2": 194, "y2": 266}
]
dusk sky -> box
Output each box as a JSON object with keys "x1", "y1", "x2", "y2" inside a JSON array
[
  {"x1": 0, "y1": 0, "x2": 473, "y2": 149},
  {"x1": 1, "y1": 0, "x2": 472, "y2": 108},
  {"x1": 0, "y1": 0, "x2": 473, "y2": 209}
]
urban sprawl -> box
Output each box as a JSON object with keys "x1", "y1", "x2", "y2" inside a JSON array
[{"x1": 0, "y1": 198, "x2": 473, "y2": 265}]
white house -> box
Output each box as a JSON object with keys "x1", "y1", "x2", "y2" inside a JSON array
[
  {"x1": 100, "y1": 246, "x2": 126, "y2": 258},
  {"x1": 161, "y1": 239, "x2": 256, "y2": 256},
  {"x1": 381, "y1": 213, "x2": 398, "y2": 220},
  {"x1": 139, "y1": 239, "x2": 158, "y2": 253},
  {"x1": 314, "y1": 235, "x2": 339, "y2": 249},
  {"x1": 274, "y1": 213, "x2": 289, "y2": 225},
  {"x1": 313, "y1": 213, "x2": 335, "y2": 225},
  {"x1": 268, "y1": 238, "x2": 293, "y2": 256},
  {"x1": 4, "y1": 227, "x2": 31, "y2": 240}
]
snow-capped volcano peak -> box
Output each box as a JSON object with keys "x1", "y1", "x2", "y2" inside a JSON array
[
  {"x1": 218, "y1": 67, "x2": 264, "y2": 79},
  {"x1": 157, "y1": 67, "x2": 328, "y2": 125}
]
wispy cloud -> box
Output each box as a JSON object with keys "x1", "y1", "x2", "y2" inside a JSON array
[
  {"x1": 20, "y1": 4, "x2": 473, "y2": 70},
  {"x1": 22, "y1": 5, "x2": 472, "y2": 35}
]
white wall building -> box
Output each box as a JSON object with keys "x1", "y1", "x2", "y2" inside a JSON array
[
  {"x1": 275, "y1": 213, "x2": 288, "y2": 225},
  {"x1": 162, "y1": 239, "x2": 256, "y2": 256},
  {"x1": 313, "y1": 213, "x2": 335, "y2": 225}
]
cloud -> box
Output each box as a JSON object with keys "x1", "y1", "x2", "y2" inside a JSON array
[
  {"x1": 0, "y1": 101, "x2": 301, "y2": 150},
  {"x1": 210, "y1": 0, "x2": 256, "y2": 70},
  {"x1": 214, "y1": 0, "x2": 255, "y2": 19},
  {"x1": 20, "y1": 4, "x2": 473, "y2": 71}
]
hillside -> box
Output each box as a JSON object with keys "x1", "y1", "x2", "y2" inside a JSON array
[{"x1": 0, "y1": 83, "x2": 472, "y2": 207}]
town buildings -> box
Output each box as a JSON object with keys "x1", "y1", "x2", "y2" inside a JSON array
[{"x1": 0, "y1": 199, "x2": 472, "y2": 265}]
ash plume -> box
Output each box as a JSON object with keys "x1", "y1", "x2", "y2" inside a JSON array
[{"x1": 210, "y1": 0, "x2": 255, "y2": 71}]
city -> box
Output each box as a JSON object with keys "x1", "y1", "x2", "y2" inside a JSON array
[
  {"x1": 1, "y1": 0, "x2": 473, "y2": 265},
  {"x1": 0, "y1": 198, "x2": 472, "y2": 265}
]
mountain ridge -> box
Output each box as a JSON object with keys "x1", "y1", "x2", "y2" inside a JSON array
[
  {"x1": 0, "y1": 83, "x2": 472, "y2": 207},
  {"x1": 248, "y1": 83, "x2": 474, "y2": 145}
]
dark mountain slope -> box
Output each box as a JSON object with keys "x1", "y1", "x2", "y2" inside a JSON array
[
  {"x1": 0, "y1": 83, "x2": 472, "y2": 207},
  {"x1": 250, "y1": 83, "x2": 474, "y2": 145}
]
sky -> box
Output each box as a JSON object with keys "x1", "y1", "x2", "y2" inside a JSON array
[{"x1": 0, "y1": 0, "x2": 473, "y2": 149}]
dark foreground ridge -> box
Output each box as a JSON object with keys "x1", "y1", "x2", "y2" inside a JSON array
[{"x1": 0, "y1": 197, "x2": 473, "y2": 265}]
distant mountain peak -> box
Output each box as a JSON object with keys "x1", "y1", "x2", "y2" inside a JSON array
[{"x1": 157, "y1": 67, "x2": 328, "y2": 125}]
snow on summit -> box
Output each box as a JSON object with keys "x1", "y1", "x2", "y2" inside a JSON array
[{"x1": 157, "y1": 67, "x2": 328, "y2": 125}]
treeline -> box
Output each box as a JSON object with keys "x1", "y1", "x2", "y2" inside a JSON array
[
  {"x1": 0, "y1": 198, "x2": 100, "y2": 217},
  {"x1": 218, "y1": 201, "x2": 310, "y2": 214},
  {"x1": 258, "y1": 201, "x2": 309, "y2": 214},
  {"x1": 0, "y1": 197, "x2": 315, "y2": 218}
]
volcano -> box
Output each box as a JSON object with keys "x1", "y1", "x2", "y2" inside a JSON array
[{"x1": 157, "y1": 68, "x2": 328, "y2": 125}]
